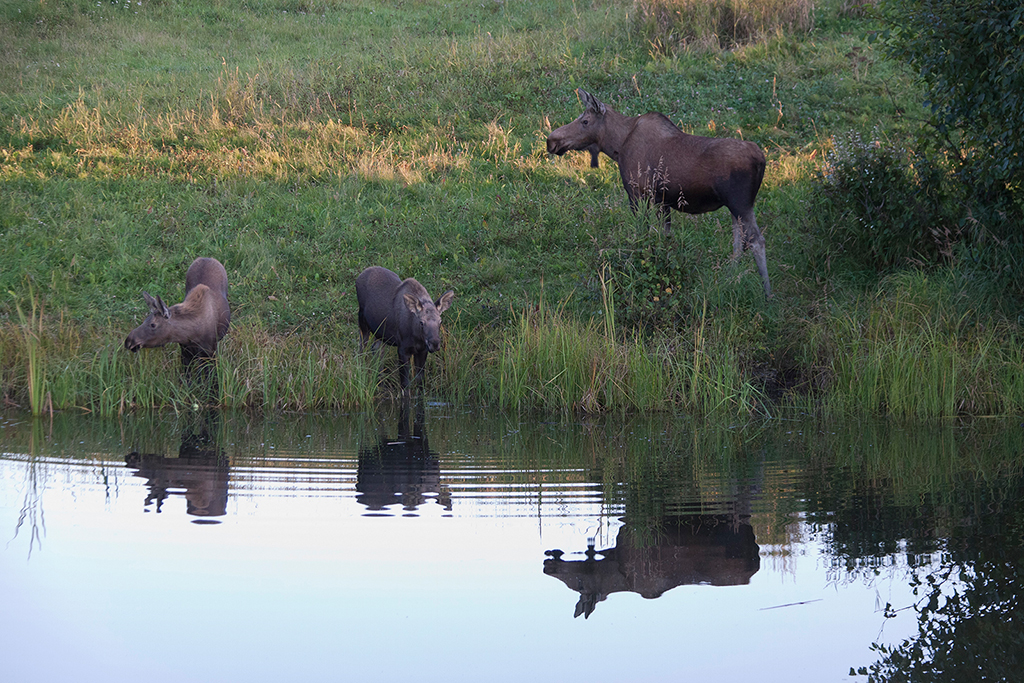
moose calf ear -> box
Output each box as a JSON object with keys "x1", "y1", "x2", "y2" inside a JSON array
[
  {"x1": 403, "y1": 293, "x2": 423, "y2": 313},
  {"x1": 435, "y1": 290, "x2": 455, "y2": 314},
  {"x1": 155, "y1": 295, "x2": 171, "y2": 318},
  {"x1": 578, "y1": 89, "x2": 606, "y2": 116},
  {"x1": 142, "y1": 291, "x2": 160, "y2": 313}
]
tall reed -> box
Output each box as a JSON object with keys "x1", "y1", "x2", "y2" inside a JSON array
[
  {"x1": 12, "y1": 284, "x2": 49, "y2": 416},
  {"x1": 485, "y1": 274, "x2": 763, "y2": 415},
  {"x1": 818, "y1": 288, "x2": 1024, "y2": 419},
  {"x1": 1, "y1": 286, "x2": 1020, "y2": 418},
  {"x1": 677, "y1": 299, "x2": 763, "y2": 415}
]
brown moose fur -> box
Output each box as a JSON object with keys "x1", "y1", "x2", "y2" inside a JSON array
[
  {"x1": 356, "y1": 266, "x2": 454, "y2": 389},
  {"x1": 125, "y1": 257, "x2": 231, "y2": 372},
  {"x1": 547, "y1": 89, "x2": 771, "y2": 297}
]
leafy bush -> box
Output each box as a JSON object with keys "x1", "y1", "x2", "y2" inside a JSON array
[
  {"x1": 814, "y1": 132, "x2": 958, "y2": 272},
  {"x1": 876, "y1": 0, "x2": 1024, "y2": 227},
  {"x1": 603, "y1": 226, "x2": 698, "y2": 330}
]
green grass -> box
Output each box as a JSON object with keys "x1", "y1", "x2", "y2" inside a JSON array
[{"x1": 0, "y1": 0, "x2": 1021, "y2": 417}]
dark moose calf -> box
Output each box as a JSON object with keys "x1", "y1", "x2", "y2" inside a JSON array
[
  {"x1": 547, "y1": 89, "x2": 772, "y2": 298},
  {"x1": 124, "y1": 257, "x2": 231, "y2": 376},
  {"x1": 356, "y1": 266, "x2": 454, "y2": 388}
]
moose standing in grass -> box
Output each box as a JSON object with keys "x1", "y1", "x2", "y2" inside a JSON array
[
  {"x1": 356, "y1": 266, "x2": 455, "y2": 389},
  {"x1": 125, "y1": 257, "x2": 231, "y2": 386},
  {"x1": 546, "y1": 89, "x2": 772, "y2": 298}
]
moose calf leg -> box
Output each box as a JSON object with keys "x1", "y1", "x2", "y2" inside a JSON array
[{"x1": 181, "y1": 344, "x2": 219, "y2": 403}]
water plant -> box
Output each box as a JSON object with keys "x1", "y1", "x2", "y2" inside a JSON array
[{"x1": 10, "y1": 283, "x2": 48, "y2": 416}]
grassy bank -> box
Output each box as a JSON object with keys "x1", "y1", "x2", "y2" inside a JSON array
[{"x1": 1, "y1": 0, "x2": 1021, "y2": 417}]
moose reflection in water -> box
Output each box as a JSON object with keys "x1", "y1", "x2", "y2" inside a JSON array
[
  {"x1": 124, "y1": 410, "x2": 228, "y2": 523},
  {"x1": 544, "y1": 513, "x2": 760, "y2": 618},
  {"x1": 356, "y1": 396, "x2": 451, "y2": 514}
]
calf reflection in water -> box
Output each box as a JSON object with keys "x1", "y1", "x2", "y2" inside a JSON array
[
  {"x1": 356, "y1": 396, "x2": 451, "y2": 514},
  {"x1": 544, "y1": 514, "x2": 760, "y2": 618},
  {"x1": 124, "y1": 411, "x2": 229, "y2": 523}
]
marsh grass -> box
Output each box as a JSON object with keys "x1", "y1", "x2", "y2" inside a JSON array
[
  {"x1": 11, "y1": 284, "x2": 49, "y2": 416},
  {"x1": 474, "y1": 281, "x2": 764, "y2": 414},
  {"x1": 1, "y1": 0, "x2": 1021, "y2": 418},
  {"x1": 3, "y1": 262, "x2": 1020, "y2": 418},
  {"x1": 813, "y1": 274, "x2": 1024, "y2": 418},
  {"x1": 218, "y1": 324, "x2": 381, "y2": 411},
  {"x1": 635, "y1": 0, "x2": 815, "y2": 52}
]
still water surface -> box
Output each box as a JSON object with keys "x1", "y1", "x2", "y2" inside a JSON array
[{"x1": 2, "y1": 402, "x2": 1022, "y2": 682}]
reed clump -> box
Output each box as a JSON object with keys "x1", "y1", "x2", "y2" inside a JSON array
[
  {"x1": 0, "y1": 292, "x2": 766, "y2": 416},
  {"x1": 6, "y1": 270, "x2": 1023, "y2": 419},
  {"x1": 217, "y1": 324, "x2": 380, "y2": 412},
  {"x1": 10, "y1": 285, "x2": 49, "y2": 416},
  {"x1": 484, "y1": 284, "x2": 763, "y2": 414},
  {"x1": 810, "y1": 274, "x2": 1024, "y2": 419}
]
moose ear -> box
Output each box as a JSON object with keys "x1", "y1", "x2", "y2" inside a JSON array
[
  {"x1": 143, "y1": 292, "x2": 171, "y2": 318},
  {"x1": 403, "y1": 293, "x2": 423, "y2": 313},
  {"x1": 142, "y1": 291, "x2": 160, "y2": 314},
  {"x1": 435, "y1": 290, "x2": 455, "y2": 315},
  {"x1": 157, "y1": 295, "x2": 170, "y2": 318},
  {"x1": 577, "y1": 89, "x2": 606, "y2": 116}
]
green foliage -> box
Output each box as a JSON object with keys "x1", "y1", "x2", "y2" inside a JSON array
[
  {"x1": 605, "y1": 225, "x2": 697, "y2": 329},
  {"x1": 814, "y1": 131, "x2": 958, "y2": 271},
  {"x1": 0, "y1": 0, "x2": 1023, "y2": 416},
  {"x1": 876, "y1": 0, "x2": 1024, "y2": 223},
  {"x1": 816, "y1": 271, "x2": 1024, "y2": 418}
]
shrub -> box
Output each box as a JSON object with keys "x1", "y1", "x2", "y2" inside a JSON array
[
  {"x1": 814, "y1": 132, "x2": 958, "y2": 272},
  {"x1": 876, "y1": 0, "x2": 1024, "y2": 224},
  {"x1": 603, "y1": 226, "x2": 698, "y2": 330}
]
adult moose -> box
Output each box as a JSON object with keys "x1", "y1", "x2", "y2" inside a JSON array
[
  {"x1": 356, "y1": 266, "x2": 455, "y2": 389},
  {"x1": 124, "y1": 257, "x2": 231, "y2": 379},
  {"x1": 547, "y1": 89, "x2": 772, "y2": 298},
  {"x1": 544, "y1": 513, "x2": 760, "y2": 618}
]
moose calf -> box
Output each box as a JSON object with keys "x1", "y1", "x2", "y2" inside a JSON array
[
  {"x1": 125, "y1": 257, "x2": 231, "y2": 375},
  {"x1": 356, "y1": 266, "x2": 454, "y2": 388}
]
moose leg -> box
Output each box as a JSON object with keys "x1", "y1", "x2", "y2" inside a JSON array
[
  {"x1": 413, "y1": 350, "x2": 429, "y2": 387},
  {"x1": 397, "y1": 353, "x2": 410, "y2": 389},
  {"x1": 181, "y1": 344, "x2": 219, "y2": 403},
  {"x1": 732, "y1": 210, "x2": 772, "y2": 299},
  {"x1": 626, "y1": 191, "x2": 673, "y2": 236},
  {"x1": 181, "y1": 344, "x2": 204, "y2": 380},
  {"x1": 731, "y1": 214, "x2": 745, "y2": 261},
  {"x1": 357, "y1": 311, "x2": 373, "y2": 351},
  {"x1": 399, "y1": 350, "x2": 428, "y2": 392},
  {"x1": 358, "y1": 318, "x2": 387, "y2": 359},
  {"x1": 398, "y1": 347, "x2": 424, "y2": 389}
]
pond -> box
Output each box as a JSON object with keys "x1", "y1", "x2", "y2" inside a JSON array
[{"x1": 2, "y1": 401, "x2": 1022, "y2": 682}]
